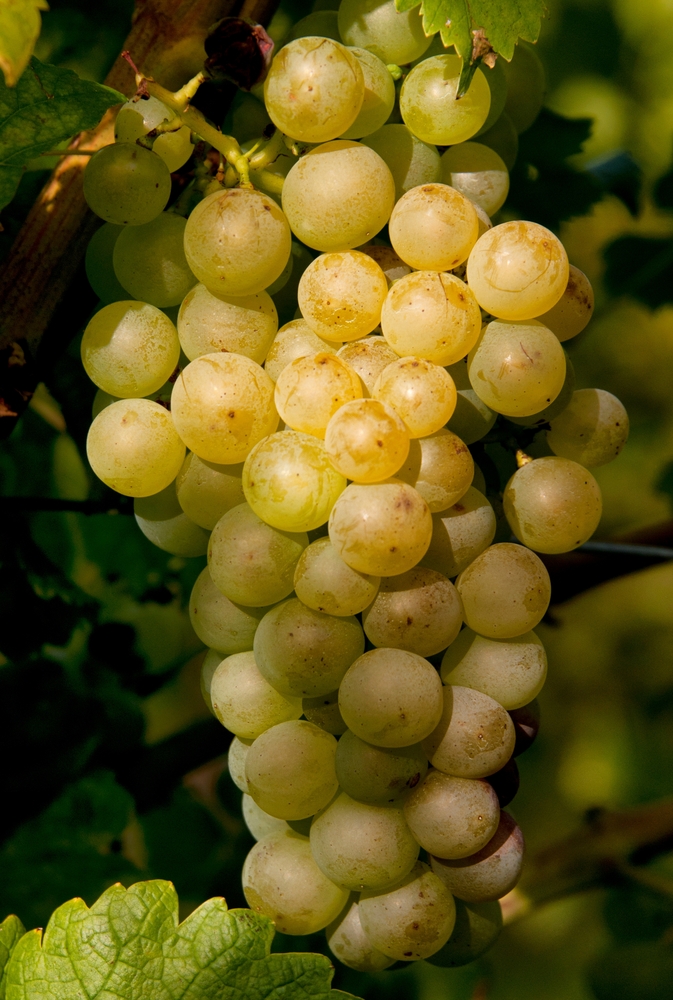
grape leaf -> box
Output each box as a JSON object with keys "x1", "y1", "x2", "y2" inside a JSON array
[
  {"x1": 0, "y1": 57, "x2": 124, "y2": 213},
  {"x1": 5, "y1": 880, "x2": 360, "y2": 1000},
  {"x1": 0, "y1": 0, "x2": 48, "y2": 87},
  {"x1": 0, "y1": 916, "x2": 25, "y2": 1000}
]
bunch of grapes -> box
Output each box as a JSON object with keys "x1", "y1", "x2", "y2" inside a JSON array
[{"x1": 79, "y1": 0, "x2": 629, "y2": 973}]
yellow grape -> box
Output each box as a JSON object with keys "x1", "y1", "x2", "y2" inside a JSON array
[
  {"x1": 359, "y1": 245, "x2": 412, "y2": 284},
  {"x1": 274, "y1": 352, "x2": 363, "y2": 437},
  {"x1": 341, "y1": 47, "x2": 396, "y2": 140},
  {"x1": 362, "y1": 566, "x2": 463, "y2": 657},
  {"x1": 338, "y1": 0, "x2": 431, "y2": 65},
  {"x1": 264, "y1": 319, "x2": 340, "y2": 383},
  {"x1": 389, "y1": 182, "x2": 479, "y2": 271},
  {"x1": 535, "y1": 265, "x2": 595, "y2": 342},
  {"x1": 178, "y1": 283, "x2": 278, "y2": 363},
  {"x1": 420, "y1": 487, "x2": 496, "y2": 577},
  {"x1": 547, "y1": 388, "x2": 629, "y2": 466},
  {"x1": 134, "y1": 481, "x2": 209, "y2": 557},
  {"x1": 361, "y1": 124, "x2": 441, "y2": 201},
  {"x1": 422, "y1": 685, "x2": 516, "y2": 778},
  {"x1": 336, "y1": 337, "x2": 399, "y2": 394},
  {"x1": 373, "y1": 357, "x2": 457, "y2": 437},
  {"x1": 294, "y1": 536, "x2": 380, "y2": 617},
  {"x1": 404, "y1": 770, "x2": 499, "y2": 859},
  {"x1": 324, "y1": 398, "x2": 410, "y2": 483},
  {"x1": 298, "y1": 250, "x2": 388, "y2": 342},
  {"x1": 396, "y1": 430, "x2": 475, "y2": 512},
  {"x1": 439, "y1": 142, "x2": 510, "y2": 216},
  {"x1": 210, "y1": 650, "x2": 302, "y2": 739},
  {"x1": 441, "y1": 628, "x2": 548, "y2": 710},
  {"x1": 400, "y1": 56, "x2": 491, "y2": 145},
  {"x1": 175, "y1": 452, "x2": 244, "y2": 530}
]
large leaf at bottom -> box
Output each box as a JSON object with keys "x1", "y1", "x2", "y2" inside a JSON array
[{"x1": 395, "y1": 0, "x2": 545, "y2": 61}]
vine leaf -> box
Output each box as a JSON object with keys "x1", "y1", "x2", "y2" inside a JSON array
[
  {"x1": 0, "y1": 57, "x2": 124, "y2": 213},
  {"x1": 0, "y1": 916, "x2": 25, "y2": 1000},
  {"x1": 0, "y1": 0, "x2": 49, "y2": 88},
  {"x1": 4, "y1": 880, "x2": 361, "y2": 1000}
]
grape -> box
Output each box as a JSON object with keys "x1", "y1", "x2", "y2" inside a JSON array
[
  {"x1": 294, "y1": 536, "x2": 380, "y2": 616},
  {"x1": 341, "y1": 47, "x2": 396, "y2": 139},
  {"x1": 478, "y1": 112, "x2": 519, "y2": 170},
  {"x1": 281, "y1": 140, "x2": 395, "y2": 251},
  {"x1": 326, "y1": 898, "x2": 396, "y2": 972},
  {"x1": 271, "y1": 242, "x2": 315, "y2": 324},
  {"x1": 359, "y1": 861, "x2": 456, "y2": 961},
  {"x1": 338, "y1": 0, "x2": 431, "y2": 64},
  {"x1": 189, "y1": 566, "x2": 270, "y2": 653},
  {"x1": 274, "y1": 353, "x2": 363, "y2": 437},
  {"x1": 114, "y1": 96, "x2": 193, "y2": 172},
  {"x1": 178, "y1": 283, "x2": 278, "y2": 364},
  {"x1": 439, "y1": 142, "x2": 510, "y2": 216},
  {"x1": 430, "y1": 811, "x2": 524, "y2": 901},
  {"x1": 510, "y1": 699, "x2": 540, "y2": 756},
  {"x1": 183, "y1": 187, "x2": 291, "y2": 297},
  {"x1": 243, "y1": 431, "x2": 347, "y2": 531},
  {"x1": 535, "y1": 265, "x2": 594, "y2": 341},
  {"x1": 503, "y1": 456, "x2": 603, "y2": 554},
  {"x1": 329, "y1": 479, "x2": 432, "y2": 576},
  {"x1": 506, "y1": 353, "x2": 575, "y2": 428},
  {"x1": 285, "y1": 10, "x2": 341, "y2": 42},
  {"x1": 245, "y1": 720, "x2": 338, "y2": 820},
  {"x1": 403, "y1": 770, "x2": 500, "y2": 859},
  {"x1": 175, "y1": 453, "x2": 245, "y2": 531},
  {"x1": 361, "y1": 124, "x2": 441, "y2": 201},
  {"x1": 226, "y1": 92, "x2": 272, "y2": 144},
  {"x1": 134, "y1": 482, "x2": 209, "y2": 557},
  {"x1": 466, "y1": 221, "x2": 569, "y2": 321},
  {"x1": 264, "y1": 37, "x2": 364, "y2": 143},
  {"x1": 486, "y1": 757, "x2": 520, "y2": 808},
  {"x1": 83, "y1": 143, "x2": 171, "y2": 226},
  {"x1": 81, "y1": 301, "x2": 180, "y2": 398},
  {"x1": 422, "y1": 685, "x2": 516, "y2": 778},
  {"x1": 362, "y1": 567, "x2": 463, "y2": 657},
  {"x1": 199, "y1": 648, "x2": 221, "y2": 714},
  {"x1": 242, "y1": 793, "x2": 289, "y2": 841},
  {"x1": 420, "y1": 488, "x2": 497, "y2": 578},
  {"x1": 467, "y1": 319, "x2": 567, "y2": 418},
  {"x1": 396, "y1": 430, "x2": 475, "y2": 512},
  {"x1": 501, "y1": 41, "x2": 545, "y2": 133},
  {"x1": 400, "y1": 56, "x2": 491, "y2": 145},
  {"x1": 85, "y1": 223, "x2": 127, "y2": 303},
  {"x1": 380, "y1": 271, "x2": 481, "y2": 365},
  {"x1": 152, "y1": 125, "x2": 194, "y2": 173},
  {"x1": 310, "y1": 791, "x2": 420, "y2": 890},
  {"x1": 447, "y1": 390, "x2": 498, "y2": 445},
  {"x1": 171, "y1": 353, "x2": 278, "y2": 464},
  {"x1": 302, "y1": 689, "x2": 348, "y2": 735},
  {"x1": 112, "y1": 213, "x2": 196, "y2": 308},
  {"x1": 339, "y1": 647, "x2": 443, "y2": 747},
  {"x1": 336, "y1": 336, "x2": 398, "y2": 392},
  {"x1": 427, "y1": 898, "x2": 502, "y2": 967},
  {"x1": 547, "y1": 388, "x2": 629, "y2": 466},
  {"x1": 441, "y1": 628, "x2": 547, "y2": 710},
  {"x1": 228, "y1": 736, "x2": 252, "y2": 792},
  {"x1": 253, "y1": 596, "x2": 364, "y2": 697},
  {"x1": 373, "y1": 358, "x2": 457, "y2": 437},
  {"x1": 388, "y1": 182, "x2": 479, "y2": 271},
  {"x1": 242, "y1": 829, "x2": 348, "y2": 933},
  {"x1": 210, "y1": 650, "x2": 302, "y2": 739},
  {"x1": 86, "y1": 398, "x2": 185, "y2": 497},
  {"x1": 298, "y1": 251, "x2": 388, "y2": 342},
  {"x1": 360, "y1": 245, "x2": 411, "y2": 284},
  {"x1": 335, "y1": 729, "x2": 428, "y2": 804},
  {"x1": 455, "y1": 542, "x2": 551, "y2": 638},
  {"x1": 476, "y1": 58, "x2": 508, "y2": 135},
  {"x1": 264, "y1": 319, "x2": 340, "y2": 382},
  {"x1": 324, "y1": 398, "x2": 410, "y2": 483}
]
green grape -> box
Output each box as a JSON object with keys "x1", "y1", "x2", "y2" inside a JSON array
[
  {"x1": 449, "y1": 357, "x2": 477, "y2": 396},
  {"x1": 271, "y1": 242, "x2": 316, "y2": 325},
  {"x1": 441, "y1": 627, "x2": 547, "y2": 710},
  {"x1": 388, "y1": 182, "x2": 479, "y2": 272},
  {"x1": 362, "y1": 567, "x2": 463, "y2": 657},
  {"x1": 337, "y1": 336, "x2": 398, "y2": 393},
  {"x1": 264, "y1": 319, "x2": 340, "y2": 382},
  {"x1": 373, "y1": 358, "x2": 457, "y2": 438},
  {"x1": 253, "y1": 596, "x2": 364, "y2": 697},
  {"x1": 403, "y1": 770, "x2": 500, "y2": 859},
  {"x1": 243, "y1": 829, "x2": 348, "y2": 933},
  {"x1": 341, "y1": 48, "x2": 395, "y2": 139},
  {"x1": 455, "y1": 542, "x2": 551, "y2": 638},
  {"x1": 225, "y1": 92, "x2": 272, "y2": 144},
  {"x1": 200, "y1": 648, "x2": 222, "y2": 714},
  {"x1": 243, "y1": 431, "x2": 347, "y2": 532},
  {"x1": 359, "y1": 861, "x2": 456, "y2": 961},
  {"x1": 302, "y1": 689, "x2": 348, "y2": 735},
  {"x1": 298, "y1": 250, "x2": 388, "y2": 342},
  {"x1": 467, "y1": 220, "x2": 569, "y2": 321},
  {"x1": 171, "y1": 353, "x2": 278, "y2": 464},
  {"x1": 83, "y1": 143, "x2": 171, "y2": 226},
  {"x1": 329, "y1": 479, "x2": 432, "y2": 576},
  {"x1": 310, "y1": 791, "x2": 420, "y2": 890},
  {"x1": 189, "y1": 566, "x2": 270, "y2": 653},
  {"x1": 274, "y1": 353, "x2": 363, "y2": 437},
  {"x1": 427, "y1": 898, "x2": 502, "y2": 967},
  {"x1": 381, "y1": 271, "x2": 482, "y2": 365},
  {"x1": 242, "y1": 793, "x2": 289, "y2": 841},
  {"x1": 294, "y1": 536, "x2": 380, "y2": 616},
  {"x1": 210, "y1": 650, "x2": 302, "y2": 739},
  {"x1": 175, "y1": 452, "x2": 244, "y2": 531},
  {"x1": 501, "y1": 41, "x2": 545, "y2": 133},
  {"x1": 81, "y1": 301, "x2": 180, "y2": 398},
  {"x1": 228, "y1": 735, "x2": 252, "y2": 792},
  {"x1": 339, "y1": 647, "x2": 443, "y2": 747},
  {"x1": 285, "y1": 9, "x2": 341, "y2": 42},
  {"x1": 86, "y1": 398, "x2": 184, "y2": 497},
  {"x1": 335, "y1": 729, "x2": 428, "y2": 805},
  {"x1": 430, "y1": 811, "x2": 524, "y2": 901},
  {"x1": 208, "y1": 502, "x2": 308, "y2": 607},
  {"x1": 423, "y1": 685, "x2": 516, "y2": 778},
  {"x1": 324, "y1": 398, "x2": 410, "y2": 483},
  {"x1": 361, "y1": 124, "x2": 440, "y2": 201},
  {"x1": 400, "y1": 56, "x2": 491, "y2": 145},
  {"x1": 467, "y1": 319, "x2": 567, "y2": 418},
  {"x1": 477, "y1": 111, "x2": 519, "y2": 170},
  {"x1": 397, "y1": 430, "x2": 475, "y2": 512},
  {"x1": 134, "y1": 481, "x2": 209, "y2": 557},
  {"x1": 439, "y1": 142, "x2": 510, "y2": 216},
  {"x1": 177, "y1": 284, "x2": 278, "y2": 364},
  {"x1": 111, "y1": 213, "x2": 195, "y2": 308},
  {"x1": 245, "y1": 719, "x2": 338, "y2": 819},
  {"x1": 476, "y1": 58, "x2": 508, "y2": 135},
  {"x1": 85, "y1": 223, "x2": 127, "y2": 303},
  {"x1": 360, "y1": 245, "x2": 411, "y2": 283},
  {"x1": 420, "y1": 488, "x2": 496, "y2": 578},
  {"x1": 152, "y1": 125, "x2": 194, "y2": 173},
  {"x1": 536, "y1": 265, "x2": 595, "y2": 341},
  {"x1": 114, "y1": 96, "x2": 193, "y2": 172},
  {"x1": 91, "y1": 388, "x2": 117, "y2": 418},
  {"x1": 264, "y1": 37, "x2": 364, "y2": 142},
  {"x1": 326, "y1": 898, "x2": 396, "y2": 972},
  {"x1": 506, "y1": 353, "x2": 575, "y2": 428},
  {"x1": 447, "y1": 391, "x2": 498, "y2": 445},
  {"x1": 548, "y1": 388, "x2": 629, "y2": 466},
  {"x1": 281, "y1": 140, "x2": 395, "y2": 251},
  {"x1": 338, "y1": 0, "x2": 431, "y2": 65},
  {"x1": 183, "y1": 187, "x2": 291, "y2": 297},
  {"x1": 503, "y1": 456, "x2": 602, "y2": 554}
]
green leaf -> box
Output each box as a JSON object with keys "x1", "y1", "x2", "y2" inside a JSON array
[
  {"x1": 0, "y1": 0, "x2": 48, "y2": 87},
  {"x1": 0, "y1": 56, "x2": 124, "y2": 212},
  {"x1": 5, "y1": 880, "x2": 361, "y2": 1000},
  {"x1": 0, "y1": 916, "x2": 25, "y2": 1000}
]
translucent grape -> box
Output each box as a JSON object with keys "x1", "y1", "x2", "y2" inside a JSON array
[
  {"x1": 298, "y1": 251, "x2": 388, "y2": 342},
  {"x1": 403, "y1": 770, "x2": 500, "y2": 859},
  {"x1": 362, "y1": 567, "x2": 463, "y2": 657},
  {"x1": 478, "y1": 112, "x2": 519, "y2": 170},
  {"x1": 324, "y1": 398, "x2": 409, "y2": 483},
  {"x1": 388, "y1": 183, "x2": 479, "y2": 271},
  {"x1": 341, "y1": 47, "x2": 396, "y2": 139},
  {"x1": 294, "y1": 536, "x2": 380, "y2": 616},
  {"x1": 427, "y1": 899, "x2": 502, "y2": 967},
  {"x1": 264, "y1": 319, "x2": 339, "y2": 382},
  {"x1": 400, "y1": 56, "x2": 491, "y2": 145},
  {"x1": 134, "y1": 482, "x2": 209, "y2": 557},
  {"x1": 86, "y1": 398, "x2": 185, "y2": 497},
  {"x1": 85, "y1": 223, "x2": 127, "y2": 303},
  {"x1": 501, "y1": 41, "x2": 545, "y2": 133},
  {"x1": 81, "y1": 301, "x2": 180, "y2": 398},
  {"x1": 242, "y1": 793, "x2": 289, "y2": 841},
  {"x1": 228, "y1": 736, "x2": 252, "y2": 792},
  {"x1": 361, "y1": 124, "x2": 440, "y2": 201},
  {"x1": 177, "y1": 283, "x2": 278, "y2": 363},
  {"x1": 171, "y1": 353, "x2": 278, "y2": 464},
  {"x1": 335, "y1": 729, "x2": 428, "y2": 805},
  {"x1": 441, "y1": 628, "x2": 546, "y2": 711},
  {"x1": 210, "y1": 650, "x2": 302, "y2": 739},
  {"x1": 547, "y1": 388, "x2": 628, "y2": 466},
  {"x1": 114, "y1": 96, "x2": 193, "y2": 172},
  {"x1": 360, "y1": 246, "x2": 411, "y2": 284},
  {"x1": 152, "y1": 125, "x2": 194, "y2": 173},
  {"x1": 183, "y1": 187, "x2": 291, "y2": 297},
  {"x1": 430, "y1": 811, "x2": 524, "y2": 901},
  {"x1": 466, "y1": 221, "x2": 569, "y2": 321},
  {"x1": 535, "y1": 264, "x2": 594, "y2": 341},
  {"x1": 302, "y1": 689, "x2": 348, "y2": 735},
  {"x1": 83, "y1": 143, "x2": 171, "y2": 226},
  {"x1": 503, "y1": 456, "x2": 602, "y2": 554},
  {"x1": 282, "y1": 140, "x2": 395, "y2": 251},
  {"x1": 274, "y1": 353, "x2": 363, "y2": 437},
  {"x1": 447, "y1": 390, "x2": 498, "y2": 445},
  {"x1": 506, "y1": 352, "x2": 575, "y2": 428},
  {"x1": 245, "y1": 720, "x2": 338, "y2": 819},
  {"x1": 455, "y1": 542, "x2": 551, "y2": 638},
  {"x1": 336, "y1": 337, "x2": 398, "y2": 393},
  {"x1": 189, "y1": 566, "x2": 270, "y2": 653},
  {"x1": 420, "y1": 488, "x2": 497, "y2": 578},
  {"x1": 326, "y1": 899, "x2": 396, "y2": 972},
  {"x1": 112, "y1": 213, "x2": 196, "y2": 308},
  {"x1": 422, "y1": 685, "x2": 516, "y2": 778},
  {"x1": 338, "y1": 0, "x2": 431, "y2": 65},
  {"x1": 396, "y1": 430, "x2": 474, "y2": 512},
  {"x1": 373, "y1": 359, "x2": 457, "y2": 438},
  {"x1": 253, "y1": 596, "x2": 364, "y2": 697},
  {"x1": 175, "y1": 452, "x2": 244, "y2": 531},
  {"x1": 439, "y1": 142, "x2": 510, "y2": 216}
]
